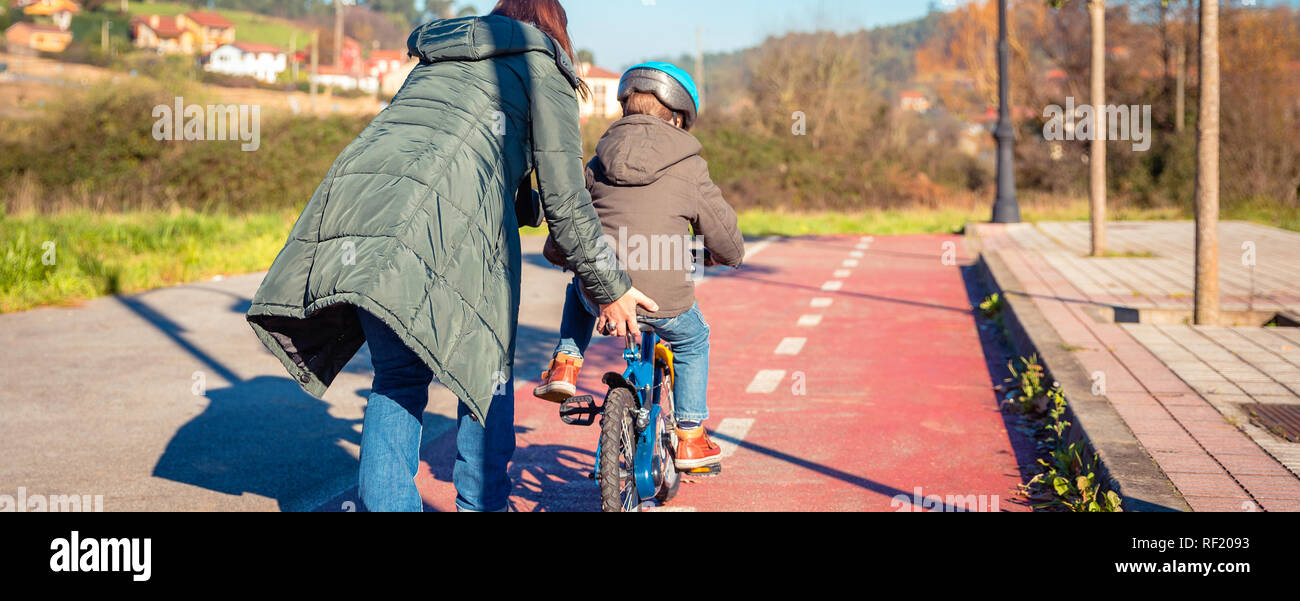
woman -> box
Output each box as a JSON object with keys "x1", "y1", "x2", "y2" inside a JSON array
[{"x1": 246, "y1": 0, "x2": 657, "y2": 512}]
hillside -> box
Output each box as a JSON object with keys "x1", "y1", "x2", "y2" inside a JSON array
[
  {"x1": 124, "y1": 1, "x2": 314, "y2": 48},
  {"x1": 651, "y1": 12, "x2": 944, "y2": 112}
]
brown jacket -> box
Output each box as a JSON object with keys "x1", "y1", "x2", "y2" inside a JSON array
[{"x1": 544, "y1": 114, "x2": 745, "y2": 318}]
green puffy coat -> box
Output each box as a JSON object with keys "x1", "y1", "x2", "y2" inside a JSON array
[{"x1": 246, "y1": 16, "x2": 631, "y2": 422}]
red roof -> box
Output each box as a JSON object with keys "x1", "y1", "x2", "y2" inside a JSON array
[
  {"x1": 186, "y1": 11, "x2": 234, "y2": 29},
  {"x1": 131, "y1": 15, "x2": 185, "y2": 39},
  {"x1": 582, "y1": 64, "x2": 620, "y2": 79},
  {"x1": 232, "y1": 41, "x2": 283, "y2": 55},
  {"x1": 370, "y1": 49, "x2": 407, "y2": 63},
  {"x1": 7, "y1": 21, "x2": 72, "y2": 36}
]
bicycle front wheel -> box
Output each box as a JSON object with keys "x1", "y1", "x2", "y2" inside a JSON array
[{"x1": 598, "y1": 387, "x2": 640, "y2": 512}]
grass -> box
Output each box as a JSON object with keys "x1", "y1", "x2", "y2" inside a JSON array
[
  {"x1": 0, "y1": 209, "x2": 296, "y2": 313},
  {"x1": 733, "y1": 199, "x2": 1202, "y2": 238},
  {"x1": 3, "y1": 198, "x2": 1297, "y2": 314},
  {"x1": 125, "y1": 2, "x2": 312, "y2": 48}
]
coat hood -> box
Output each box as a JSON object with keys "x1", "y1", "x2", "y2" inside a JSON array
[
  {"x1": 595, "y1": 115, "x2": 704, "y2": 186},
  {"x1": 406, "y1": 15, "x2": 582, "y2": 90}
]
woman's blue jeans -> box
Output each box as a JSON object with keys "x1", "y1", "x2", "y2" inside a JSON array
[
  {"x1": 356, "y1": 309, "x2": 515, "y2": 512},
  {"x1": 555, "y1": 279, "x2": 711, "y2": 423}
]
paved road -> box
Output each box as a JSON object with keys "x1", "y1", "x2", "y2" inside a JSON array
[{"x1": 0, "y1": 235, "x2": 1031, "y2": 511}]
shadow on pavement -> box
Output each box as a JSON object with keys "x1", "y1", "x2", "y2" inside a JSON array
[
  {"x1": 127, "y1": 285, "x2": 575, "y2": 511},
  {"x1": 959, "y1": 264, "x2": 1064, "y2": 509}
]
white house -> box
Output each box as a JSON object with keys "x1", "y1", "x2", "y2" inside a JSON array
[
  {"x1": 309, "y1": 64, "x2": 379, "y2": 94},
  {"x1": 204, "y1": 42, "x2": 288, "y2": 84},
  {"x1": 578, "y1": 63, "x2": 622, "y2": 121}
]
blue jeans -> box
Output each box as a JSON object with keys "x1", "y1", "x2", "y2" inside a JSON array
[
  {"x1": 555, "y1": 280, "x2": 711, "y2": 423},
  {"x1": 356, "y1": 309, "x2": 515, "y2": 512}
]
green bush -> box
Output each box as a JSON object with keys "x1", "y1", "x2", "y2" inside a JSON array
[{"x1": 0, "y1": 81, "x2": 370, "y2": 213}]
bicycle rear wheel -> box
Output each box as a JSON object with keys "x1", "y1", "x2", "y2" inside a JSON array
[
  {"x1": 655, "y1": 378, "x2": 681, "y2": 504},
  {"x1": 598, "y1": 387, "x2": 640, "y2": 512}
]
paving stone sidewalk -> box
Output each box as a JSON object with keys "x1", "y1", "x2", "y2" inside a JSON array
[{"x1": 974, "y1": 221, "x2": 1300, "y2": 511}]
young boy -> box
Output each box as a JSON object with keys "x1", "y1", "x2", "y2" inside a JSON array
[{"x1": 534, "y1": 62, "x2": 745, "y2": 470}]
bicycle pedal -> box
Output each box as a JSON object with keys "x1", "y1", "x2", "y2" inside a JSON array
[
  {"x1": 681, "y1": 463, "x2": 722, "y2": 477},
  {"x1": 559, "y1": 395, "x2": 600, "y2": 426}
]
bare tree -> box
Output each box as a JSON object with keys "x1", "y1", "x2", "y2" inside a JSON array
[
  {"x1": 1194, "y1": 0, "x2": 1220, "y2": 325},
  {"x1": 1050, "y1": 0, "x2": 1107, "y2": 256}
]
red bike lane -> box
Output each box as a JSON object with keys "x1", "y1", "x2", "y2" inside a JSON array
[{"x1": 322, "y1": 234, "x2": 1032, "y2": 512}]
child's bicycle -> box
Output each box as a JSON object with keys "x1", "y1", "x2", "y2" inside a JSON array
[{"x1": 559, "y1": 325, "x2": 716, "y2": 512}]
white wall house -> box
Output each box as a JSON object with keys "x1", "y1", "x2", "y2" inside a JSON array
[
  {"x1": 309, "y1": 65, "x2": 379, "y2": 94},
  {"x1": 204, "y1": 42, "x2": 288, "y2": 84},
  {"x1": 578, "y1": 63, "x2": 622, "y2": 121}
]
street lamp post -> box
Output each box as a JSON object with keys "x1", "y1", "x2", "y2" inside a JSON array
[{"x1": 991, "y1": 0, "x2": 1021, "y2": 223}]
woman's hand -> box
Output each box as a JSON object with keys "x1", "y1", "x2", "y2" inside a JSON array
[{"x1": 596, "y1": 287, "x2": 659, "y2": 337}]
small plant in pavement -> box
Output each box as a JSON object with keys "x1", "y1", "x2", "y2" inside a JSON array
[
  {"x1": 979, "y1": 292, "x2": 1004, "y2": 324},
  {"x1": 1020, "y1": 386, "x2": 1123, "y2": 512},
  {"x1": 1004, "y1": 354, "x2": 1048, "y2": 414}
]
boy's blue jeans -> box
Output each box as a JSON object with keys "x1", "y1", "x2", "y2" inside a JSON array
[
  {"x1": 356, "y1": 309, "x2": 515, "y2": 512},
  {"x1": 555, "y1": 279, "x2": 711, "y2": 423}
]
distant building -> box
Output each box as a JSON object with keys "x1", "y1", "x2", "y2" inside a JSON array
[
  {"x1": 295, "y1": 34, "x2": 362, "y2": 74},
  {"x1": 899, "y1": 90, "x2": 932, "y2": 114},
  {"x1": 17, "y1": 0, "x2": 80, "y2": 31},
  {"x1": 309, "y1": 64, "x2": 378, "y2": 94},
  {"x1": 204, "y1": 42, "x2": 288, "y2": 84},
  {"x1": 184, "y1": 11, "x2": 236, "y2": 54},
  {"x1": 366, "y1": 50, "x2": 416, "y2": 97},
  {"x1": 380, "y1": 59, "x2": 417, "y2": 97},
  {"x1": 5, "y1": 21, "x2": 73, "y2": 53},
  {"x1": 130, "y1": 11, "x2": 235, "y2": 55},
  {"x1": 578, "y1": 63, "x2": 621, "y2": 121},
  {"x1": 130, "y1": 15, "x2": 195, "y2": 54},
  {"x1": 365, "y1": 49, "x2": 408, "y2": 80}
]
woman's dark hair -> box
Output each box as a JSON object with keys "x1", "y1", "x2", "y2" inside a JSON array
[{"x1": 490, "y1": 0, "x2": 590, "y2": 99}]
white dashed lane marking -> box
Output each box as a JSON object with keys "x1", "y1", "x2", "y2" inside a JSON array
[
  {"x1": 797, "y1": 314, "x2": 823, "y2": 327},
  {"x1": 713, "y1": 417, "x2": 755, "y2": 458},
  {"x1": 833, "y1": 269, "x2": 851, "y2": 278},
  {"x1": 746, "y1": 370, "x2": 786, "y2": 393},
  {"x1": 843, "y1": 259, "x2": 859, "y2": 267},
  {"x1": 810, "y1": 297, "x2": 833, "y2": 308},
  {"x1": 821, "y1": 281, "x2": 843, "y2": 291},
  {"x1": 774, "y1": 337, "x2": 806, "y2": 355},
  {"x1": 850, "y1": 250, "x2": 865, "y2": 258}
]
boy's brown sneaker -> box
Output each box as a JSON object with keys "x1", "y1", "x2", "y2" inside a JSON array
[
  {"x1": 674, "y1": 426, "x2": 723, "y2": 470},
  {"x1": 533, "y1": 352, "x2": 582, "y2": 403}
]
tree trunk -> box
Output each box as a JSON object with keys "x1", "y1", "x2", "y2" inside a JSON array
[
  {"x1": 1194, "y1": 0, "x2": 1220, "y2": 325},
  {"x1": 1089, "y1": 0, "x2": 1107, "y2": 257},
  {"x1": 334, "y1": 0, "x2": 345, "y2": 68},
  {"x1": 1175, "y1": 41, "x2": 1186, "y2": 133}
]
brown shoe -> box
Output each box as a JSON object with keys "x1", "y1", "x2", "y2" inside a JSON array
[
  {"x1": 675, "y1": 426, "x2": 722, "y2": 470},
  {"x1": 533, "y1": 352, "x2": 582, "y2": 403}
]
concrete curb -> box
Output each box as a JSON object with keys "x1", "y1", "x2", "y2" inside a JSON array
[{"x1": 972, "y1": 242, "x2": 1190, "y2": 512}]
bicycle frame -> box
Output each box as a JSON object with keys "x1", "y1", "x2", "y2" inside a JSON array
[{"x1": 597, "y1": 329, "x2": 672, "y2": 502}]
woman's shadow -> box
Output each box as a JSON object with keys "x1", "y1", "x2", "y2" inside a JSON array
[
  {"x1": 138, "y1": 292, "x2": 417, "y2": 512},
  {"x1": 151, "y1": 374, "x2": 366, "y2": 511}
]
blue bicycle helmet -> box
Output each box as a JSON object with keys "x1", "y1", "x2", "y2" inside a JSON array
[{"x1": 618, "y1": 61, "x2": 700, "y2": 130}]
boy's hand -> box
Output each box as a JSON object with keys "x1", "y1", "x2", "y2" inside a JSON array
[{"x1": 597, "y1": 287, "x2": 659, "y2": 337}]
